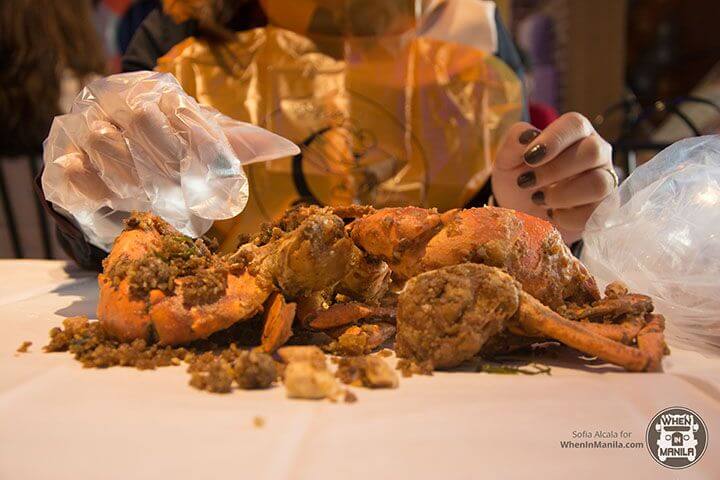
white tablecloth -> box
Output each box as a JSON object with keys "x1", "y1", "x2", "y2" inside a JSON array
[{"x1": 1, "y1": 260, "x2": 718, "y2": 479}]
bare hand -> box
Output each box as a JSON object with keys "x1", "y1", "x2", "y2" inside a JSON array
[{"x1": 491, "y1": 112, "x2": 616, "y2": 244}]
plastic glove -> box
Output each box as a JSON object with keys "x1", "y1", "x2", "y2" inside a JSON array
[
  {"x1": 42, "y1": 71, "x2": 299, "y2": 250},
  {"x1": 491, "y1": 113, "x2": 615, "y2": 243}
]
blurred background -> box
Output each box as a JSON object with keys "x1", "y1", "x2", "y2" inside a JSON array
[{"x1": 1, "y1": 0, "x2": 718, "y2": 259}]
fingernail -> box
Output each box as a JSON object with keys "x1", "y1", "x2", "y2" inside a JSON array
[
  {"x1": 524, "y1": 144, "x2": 547, "y2": 164},
  {"x1": 519, "y1": 128, "x2": 541, "y2": 145},
  {"x1": 546, "y1": 209, "x2": 553, "y2": 219},
  {"x1": 531, "y1": 191, "x2": 545, "y2": 205},
  {"x1": 516, "y1": 171, "x2": 536, "y2": 188}
]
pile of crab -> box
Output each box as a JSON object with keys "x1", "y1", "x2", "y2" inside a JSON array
[{"x1": 96, "y1": 205, "x2": 668, "y2": 397}]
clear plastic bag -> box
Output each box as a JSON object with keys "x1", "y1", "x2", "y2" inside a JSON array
[
  {"x1": 583, "y1": 136, "x2": 720, "y2": 354},
  {"x1": 42, "y1": 71, "x2": 299, "y2": 250},
  {"x1": 156, "y1": 1, "x2": 523, "y2": 252}
]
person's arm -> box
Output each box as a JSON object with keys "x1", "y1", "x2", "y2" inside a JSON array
[{"x1": 34, "y1": 174, "x2": 106, "y2": 271}]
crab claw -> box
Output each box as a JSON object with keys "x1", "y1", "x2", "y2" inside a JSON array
[
  {"x1": 397, "y1": 263, "x2": 666, "y2": 372},
  {"x1": 515, "y1": 291, "x2": 665, "y2": 372}
]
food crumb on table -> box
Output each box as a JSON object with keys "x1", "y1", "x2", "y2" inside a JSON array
[
  {"x1": 16, "y1": 341, "x2": 32, "y2": 353},
  {"x1": 253, "y1": 416, "x2": 265, "y2": 428},
  {"x1": 343, "y1": 389, "x2": 358, "y2": 403},
  {"x1": 336, "y1": 356, "x2": 399, "y2": 388},
  {"x1": 396, "y1": 358, "x2": 433, "y2": 377},
  {"x1": 283, "y1": 360, "x2": 343, "y2": 401}
]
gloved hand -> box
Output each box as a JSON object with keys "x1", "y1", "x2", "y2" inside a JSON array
[
  {"x1": 491, "y1": 112, "x2": 616, "y2": 244},
  {"x1": 42, "y1": 71, "x2": 299, "y2": 250}
]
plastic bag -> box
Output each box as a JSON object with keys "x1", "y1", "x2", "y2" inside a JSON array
[
  {"x1": 583, "y1": 136, "x2": 720, "y2": 354},
  {"x1": 42, "y1": 71, "x2": 299, "y2": 250},
  {"x1": 156, "y1": 1, "x2": 523, "y2": 252}
]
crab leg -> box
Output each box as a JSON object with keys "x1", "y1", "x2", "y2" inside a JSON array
[
  {"x1": 516, "y1": 292, "x2": 662, "y2": 372},
  {"x1": 636, "y1": 314, "x2": 667, "y2": 372},
  {"x1": 308, "y1": 302, "x2": 396, "y2": 330},
  {"x1": 260, "y1": 293, "x2": 297, "y2": 353},
  {"x1": 577, "y1": 315, "x2": 645, "y2": 344},
  {"x1": 309, "y1": 303, "x2": 374, "y2": 329},
  {"x1": 560, "y1": 294, "x2": 653, "y2": 322}
]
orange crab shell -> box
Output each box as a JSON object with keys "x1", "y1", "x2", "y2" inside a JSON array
[
  {"x1": 97, "y1": 222, "x2": 274, "y2": 345},
  {"x1": 349, "y1": 206, "x2": 600, "y2": 309},
  {"x1": 96, "y1": 223, "x2": 163, "y2": 342},
  {"x1": 98, "y1": 271, "x2": 272, "y2": 345}
]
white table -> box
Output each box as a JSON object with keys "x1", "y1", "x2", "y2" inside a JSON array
[{"x1": 1, "y1": 260, "x2": 718, "y2": 479}]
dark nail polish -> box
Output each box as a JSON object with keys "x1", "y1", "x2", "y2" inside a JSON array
[
  {"x1": 524, "y1": 143, "x2": 547, "y2": 164},
  {"x1": 546, "y1": 209, "x2": 553, "y2": 219},
  {"x1": 516, "y1": 171, "x2": 536, "y2": 188},
  {"x1": 519, "y1": 128, "x2": 541, "y2": 145},
  {"x1": 531, "y1": 191, "x2": 545, "y2": 205}
]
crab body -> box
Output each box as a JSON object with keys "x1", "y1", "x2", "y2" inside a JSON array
[{"x1": 348, "y1": 206, "x2": 599, "y2": 309}]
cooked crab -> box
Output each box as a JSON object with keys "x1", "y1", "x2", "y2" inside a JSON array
[
  {"x1": 99, "y1": 209, "x2": 353, "y2": 346},
  {"x1": 349, "y1": 206, "x2": 665, "y2": 371},
  {"x1": 97, "y1": 205, "x2": 667, "y2": 372}
]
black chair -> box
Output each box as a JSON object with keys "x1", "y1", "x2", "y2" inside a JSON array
[
  {"x1": 0, "y1": 155, "x2": 53, "y2": 258},
  {"x1": 594, "y1": 95, "x2": 720, "y2": 175}
]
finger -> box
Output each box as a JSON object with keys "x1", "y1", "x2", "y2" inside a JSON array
[
  {"x1": 201, "y1": 105, "x2": 299, "y2": 164},
  {"x1": 84, "y1": 120, "x2": 142, "y2": 197},
  {"x1": 158, "y1": 92, "x2": 243, "y2": 179},
  {"x1": 522, "y1": 112, "x2": 595, "y2": 167},
  {"x1": 157, "y1": 92, "x2": 254, "y2": 219},
  {"x1": 129, "y1": 101, "x2": 185, "y2": 173},
  {"x1": 42, "y1": 111, "x2": 111, "y2": 206},
  {"x1": 493, "y1": 121, "x2": 541, "y2": 171},
  {"x1": 548, "y1": 202, "x2": 601, "y2": 232},
  {"x1": 515, "y1": 134, "x2": 611, "y2": 189},
  {"x1": 159, "y1": 92, "x2": 223, "y2": 144},
  {"x1": 54, "y1": 152, "x2": 112, "y2": 204},
  {"x1": 536, "y1": 167, "x2": 616, "y2": 209}
]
